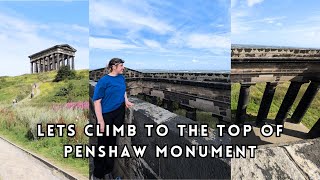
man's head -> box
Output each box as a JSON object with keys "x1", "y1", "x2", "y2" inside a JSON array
[{"x1": 107, "y1": 58, "x2": 125, "y2": 74}]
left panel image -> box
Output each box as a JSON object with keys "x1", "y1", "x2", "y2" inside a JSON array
[{"x1": 0, "y1": 1, "x2": 89, "y2": 179}]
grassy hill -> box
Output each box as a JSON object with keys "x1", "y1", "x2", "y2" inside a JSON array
[
  {"x1": 0, "y1": 70, "x2": 88, "y2": 104},
  {"x1": 231, "y1": 82, "x2": 320, "y2": 129},
  {"x1": 0, "y1": 69, "x2": 89, "y2": 177}
]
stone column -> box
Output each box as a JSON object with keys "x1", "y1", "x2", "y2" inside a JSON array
[
  {"x1": 308, "y1": 118, "x2": 320, "y2": 138},
  {"x1": 235, "y1": 83, "x2": 252, "y2": 124},
  {"x1": 71, "y1": 56, "x2": 74, "y2": 70},
  {"x1": 186, "y1": 110, "x2": 197, "y2": 121},
  {"x1": 52, "y1": 54, "x2": 56, "y2": 70},
  {"x1": 291, "y1": 82, "x2": 320, "y2": 123},
  {"x1": 40, "y1": 58, "x2": 43, "y2": 72},
  {"x1": 36, "y1": 60, "x2": 39, "y2": 73},
  {"x1": 30, "y1": 62, "x2": 33, "y2": 74},
  {"x1": 275, "y1": 81, "x2": 303, "y2": 125},
  {"x1": 44, "y1": 57, "x2": 47, "y2": 72},
  {"x1": 67, "y1": 55, "x2": 70, "y2": 68},
  {"x1": 57, "y1": 54, "x2": 61, "y2": 70},
  {"x1": 256, "y1": 82, "x2": 277, "y2": 125},
  {"x1": 163, "y1": 98, "x2": 173, "y2": 112}
]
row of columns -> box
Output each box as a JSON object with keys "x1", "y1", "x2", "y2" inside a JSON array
[
  {"x1": 235, "y1": 81, "x2": 320, "y2": 126},
  {"x1": 30, "y1": 54, "x2": 74, "y2": 73}
]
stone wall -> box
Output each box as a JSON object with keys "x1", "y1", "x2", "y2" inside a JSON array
[{"x1": 90, "y1": 68, "x2": 231, "y2": 123}]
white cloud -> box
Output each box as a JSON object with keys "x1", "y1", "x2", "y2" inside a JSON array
[
  {"x1": 186, "y1": 33, "x2": 230, "y2": 49},
  {"x1": 192, "y1": 59, "x2": 199, "y2": 63},
  {"x1": 90, "y1": 0, "x2": 173, "y2": 34},
  {"x1": 89, "y1": 37, "x2": 139, "y2": 50},
  {"x1": 143, "y1": 39, "x2": 162, "y2": 49},
  {"x1": 247, "y1": 0, "x2": 264, "y2": 7}
]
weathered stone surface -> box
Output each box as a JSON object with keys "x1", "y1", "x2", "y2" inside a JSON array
[
  {"x1": 121, "y1": 98, "x2": 231, "y2": 179},
  {"x1": 232, "y1": 138, "x2": 320, "y2": 180}
]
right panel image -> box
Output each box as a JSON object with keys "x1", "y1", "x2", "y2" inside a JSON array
[{"x1": 231, "y1": 0, "x2": 320, "y2": 179}]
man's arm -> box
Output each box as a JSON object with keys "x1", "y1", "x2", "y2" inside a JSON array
[
  {"x1": 94, "y1": 99, "x2": 105, "y2": 132},
  {"x1": 124, "y1": 92, "x2": 134, "y2": 108}
]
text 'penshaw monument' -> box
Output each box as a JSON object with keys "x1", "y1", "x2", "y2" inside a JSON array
[{"x1": 29, "y1": 44, "x2": 76, "y2": 73}]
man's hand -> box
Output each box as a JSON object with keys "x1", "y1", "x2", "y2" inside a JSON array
[
  {"x1": 125, "y1": 100, "x2": 134, "y2": 108},
  {"x1": 98, "y1": 119, "x2": 105, "y2": 132}
]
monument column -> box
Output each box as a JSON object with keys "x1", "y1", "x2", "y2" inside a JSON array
[
  {"x1": 256, "y1": 82, "x2": 277, "y2": 125},
  {"x1": 49, "y1": 55, "x2": 53, "y2": 71},
  {"x1": 36, "y1": 59, "x2": 39, "y2": 73},
  {"x1": 275, "y1": 81, "x2": 303, "y2": 125},
  {"x1": 71, "y1": 56, "x2": 74, "y2": 70},
  {"x1": 57, "y1": 54, "x2": 61, "y2": 70},
  {"x1": 30, "y1": 62, "x2": 33, "y2": 74},
  {"x1": 235, "y1": 83, "x2": 252, "y2": 124},
  {"x1": 291, "y1": 81, "x2": 320, "y2": 123},
  {"x1": 67, "y1": 55, "x2": 70, "y2": 68},
  {"x1": 39, "y1": 58, "x2": 42, "y2": 72}
]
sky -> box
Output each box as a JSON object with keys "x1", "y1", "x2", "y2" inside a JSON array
[
  {"x1": 0, "y1": 0, "x2": 88, "y2": 76},
  {"x1": 232, "y1": 0, "x2": 320, "y2": 48},
  {"x1": 89, "y1": 0, "x2": 231, "y2": 71}
]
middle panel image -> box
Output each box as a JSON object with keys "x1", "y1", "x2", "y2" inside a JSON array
[{"x1": 89, "y1": 0, "x2": 231, "y2": 179}]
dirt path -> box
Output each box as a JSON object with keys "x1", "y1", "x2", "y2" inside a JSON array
[
  {"x1": 18, "y1": 83, "x2": 41, "y2": 105},
  {"x1": 0, "y1": 137, "x2": 69, "y2": 180}
]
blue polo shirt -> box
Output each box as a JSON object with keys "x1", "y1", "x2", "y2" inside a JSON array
[{"x1": 92, "y1": 74, "x2": 126, "y2": 113}]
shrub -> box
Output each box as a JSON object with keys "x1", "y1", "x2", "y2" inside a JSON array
[{"x1": 53, "y1": 65, "x2": 76, "y2": 82}]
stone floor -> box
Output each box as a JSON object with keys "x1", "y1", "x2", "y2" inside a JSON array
[{"x1": 232, "y1": 119, "x2": 310, "y2": 145}]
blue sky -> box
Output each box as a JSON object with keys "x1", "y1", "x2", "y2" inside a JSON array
[
  {"x1": 232, "y1": 0, "x2": 320, "y2": 48},
  {"x1": 89, "y1": 0, "x2": 231, "y2": 71},
  {"x1": 0, "y1": 0, "x2": 88, "y2": 76}
]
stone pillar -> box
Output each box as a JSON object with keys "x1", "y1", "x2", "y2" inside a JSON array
[
  {"x1": 67, "y1": 55, "x2": 70, "y2": 68},
  {"x1": 57, "y1": 54, "x2": 61, "y2": 70},
  {"x1": 36, "y1": 60, "x2": 39, "y2": 73},
  {"x1": 275, "y1": 81, "x2": 303, "y2": 125},
  {"x1": 163, "y1": 99, "x2": 173, "y2": 112},
  {"x1": 62, "y1": 54, "x2": 65, "y2": 66},
  {"x1": 52, "y1": 54, "x2": 56, "y2": 70},
  {"x1": 151, "y1": 96, "x2": 158, "y2": 105},
  {"x1": 47, "y1": 55, "x2": 51, "y2": 71},
  {"x1": 34, "y1": 61, "x2": 38, "y2": 73},
  {"x1": 291, "y1": 82, "x2": 320, "y2": 123},
  {"x1": 256, "y1": 82, "x2": 277, "y2": 125},
  {"x1": 186, "y1": 110, "x2": 197, "y2": 121},
  {"x1": 40, "y1": 58, "x2": 43, "y2": 72},
  {"x1": 308, "y1": 118, "x2": 320, "y2": 138},
  {"x1": 30, "y1": 62, "x2": 33, "y2": 74},
  {"x1": 71, "y1": 56, "x2": 74, "y2": 70},
  {"x1": 235, "y1": 83, "x2": 252, "y2": 124},
  {"x1": 44, "y1": 57, "x2": 47, "y2": 72}
]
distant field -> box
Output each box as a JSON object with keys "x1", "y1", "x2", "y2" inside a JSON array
[
  {"x1": 0, "y1": 69, "x2": 89, "y2": 176},
  {"x1": 231, "y1": 82, "x2": 320, "y2": 129}
]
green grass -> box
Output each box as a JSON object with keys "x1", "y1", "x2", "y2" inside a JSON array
[
  {"x1": 0, "y1": 105, "x2": 89, "y2": 177},
  {"x1": 0, "y1": 70, "x2": 89, "y2": 177},
  {"x1": 231, "y1": 82, "x2": 320, "y2": 129},
  {"x1": 174, "y1": 109, "x2": 217, "y2": 128},
  {"x1": 0, "y1": 70, "x2": 89, "y2": 104}
]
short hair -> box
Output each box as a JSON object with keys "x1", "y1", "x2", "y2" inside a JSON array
[{"x1": 107, "y1": 58, "x2": 125, "y2": 72}]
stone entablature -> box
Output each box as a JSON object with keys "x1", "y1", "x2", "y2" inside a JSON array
[
  {"x1": 29, "y1": 44, "x2": 76, "y2": 73},
  {"x1": 232, "y1": 45, "x2": 320, "y2": 58},
  {"x1": 89, "y1": 68, "x2": 230, "y2": 83},
  {"x1": 231, "y1": 45, "x2": 320, "y2": 84}
]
